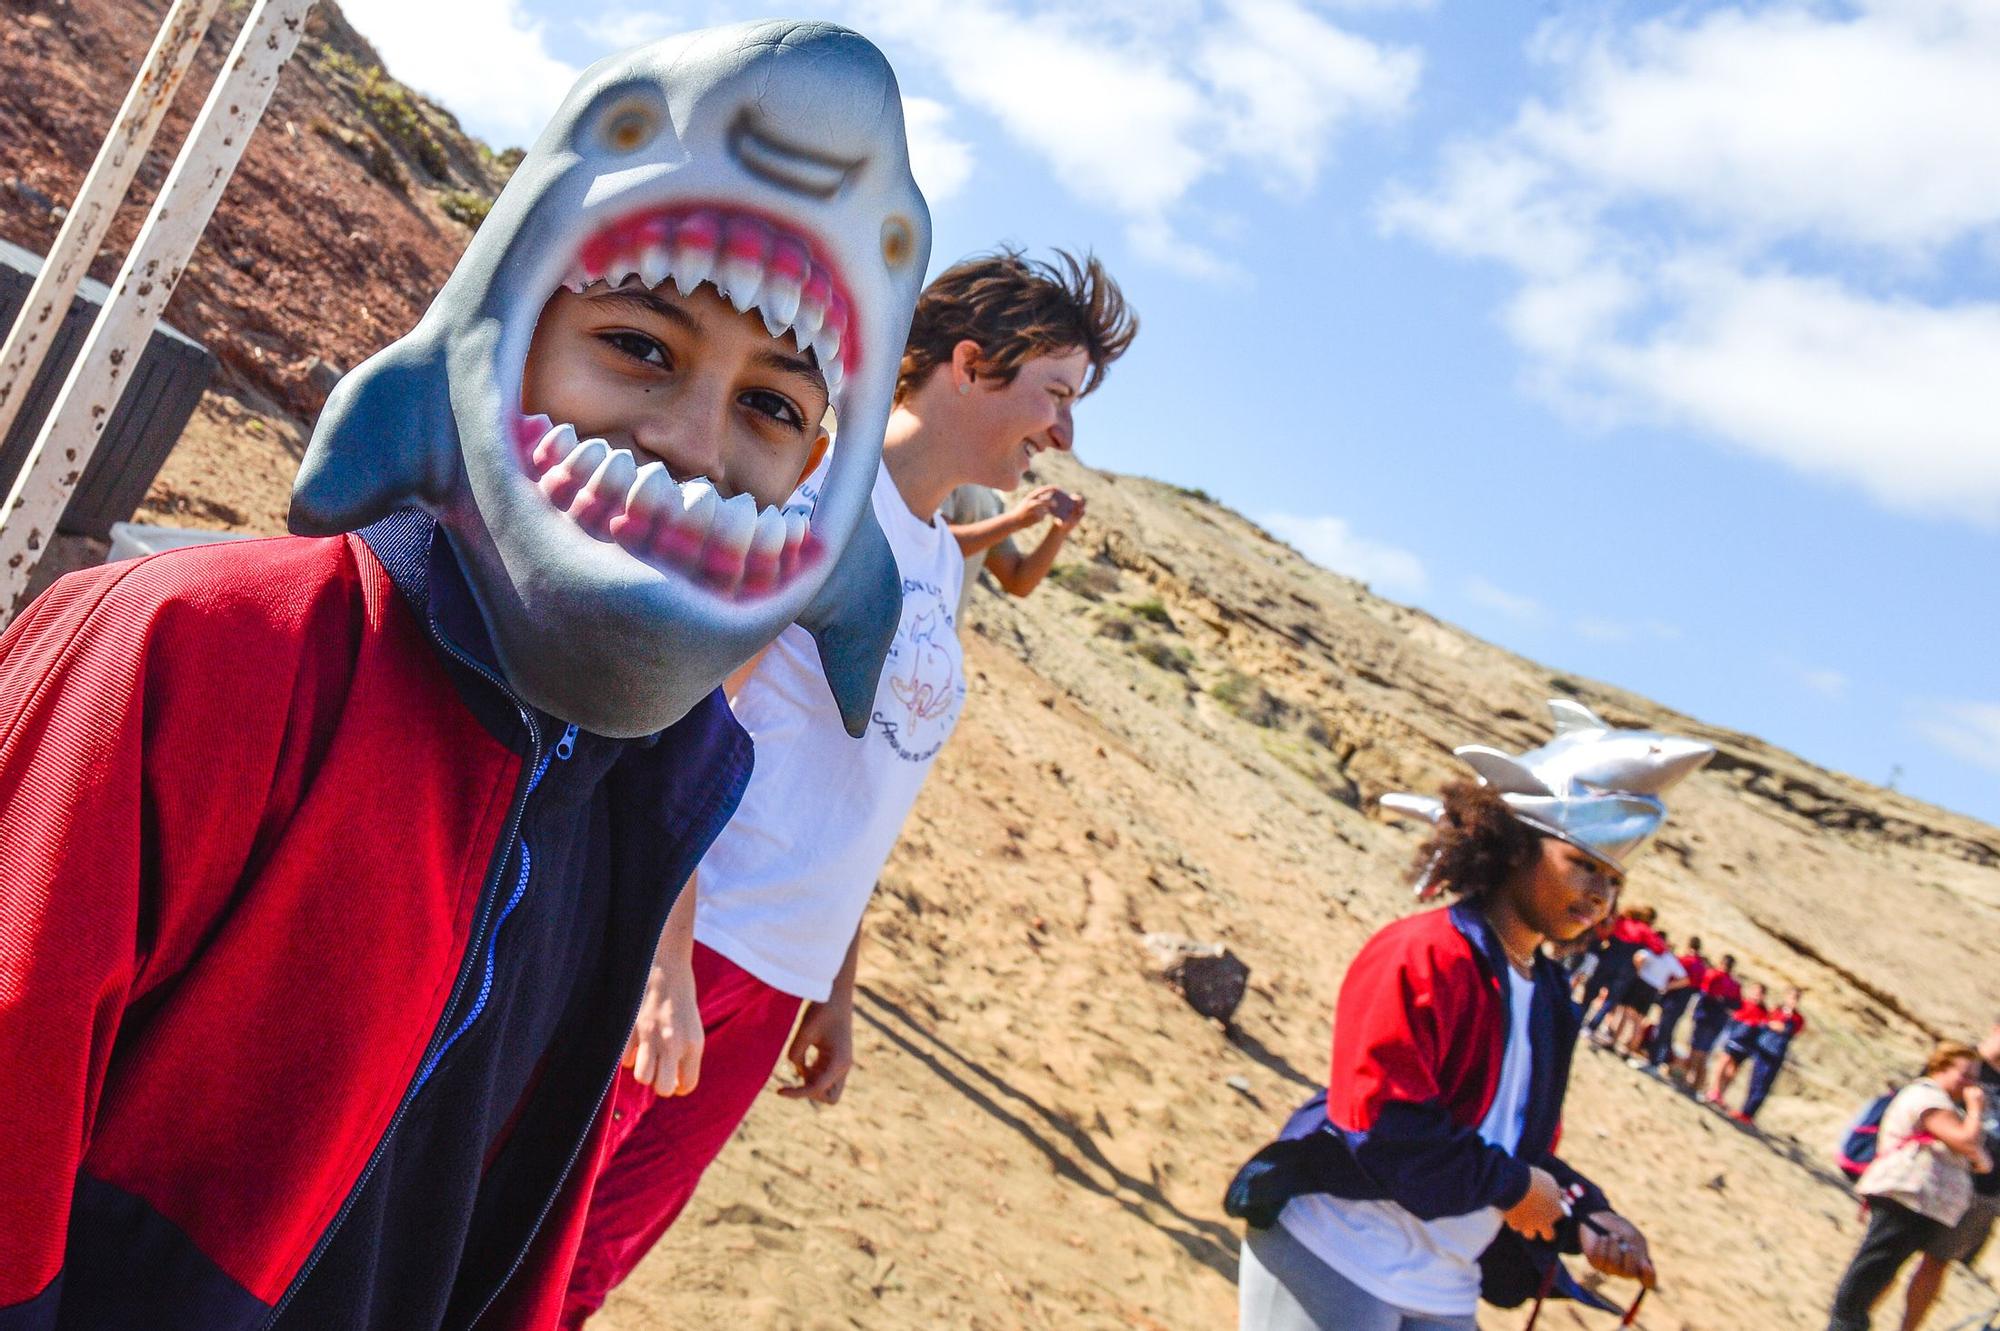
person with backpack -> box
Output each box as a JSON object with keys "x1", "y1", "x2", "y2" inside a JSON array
[
  {"x1": 1227, "y1": 703, "x2": 1713, "y2": 1329},
  {"x1": 1826, "y1": 1041, "x2": 1993, "y2": 1330},
  {"x1": 1900, "y1": 1021, "x2": 2000, "y2": 1331}
]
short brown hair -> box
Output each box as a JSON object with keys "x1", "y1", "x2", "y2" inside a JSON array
[
  {"x1": 1408, "y1": 781, "x2": 1541, "y2": 899},
  {"x1": 897, "y1": 248, "x2": 1137, "y2": 402},
  {"x1": 1927, "y1": 1040, "x2": 1980, "y2": 1077}
]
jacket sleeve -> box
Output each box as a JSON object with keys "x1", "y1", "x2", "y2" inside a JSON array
[
  {"x1": 0, "y1": 561, "x2": 296, "y2": 1313},
  {"x1": 1328, "y1": 927, "x2": 1534, "y2": 1221},
  {"x1": 0, "y1": 568, "x2": 159, "y2": 1309}
]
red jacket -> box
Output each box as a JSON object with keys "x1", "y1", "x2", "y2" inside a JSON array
[{"x1": 0, "y1": 525, "x2": 750, "y2": 1328}]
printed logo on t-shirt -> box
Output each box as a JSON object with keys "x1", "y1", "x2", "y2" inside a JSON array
[{"x1": 872, "y1": 580, "x2": 964, "y2": 763}]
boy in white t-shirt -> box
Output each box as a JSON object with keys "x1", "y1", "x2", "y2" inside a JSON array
[{"x1": 558, "y1": 249, "x2": 1136, "y2": 1327}]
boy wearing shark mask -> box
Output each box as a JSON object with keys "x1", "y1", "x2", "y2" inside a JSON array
[
  {"x1": 0, "y1": 22, "x2": 927, "y2": 1331},
  {"x1": 556, "y1": 249, "x2": 1135, "y2": 1328}
]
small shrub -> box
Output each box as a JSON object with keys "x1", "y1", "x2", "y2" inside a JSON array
[
  {"x1": 1173, "y1": 483, "x2": 1216, "y2": 505},
  {"x1": 1134, "y1": 639, "x2": 1194, "y2": 675},
  {"x1": 1130, "y1": 598, "x2": 1174, "y2": 629},
  {"x1": 1212, "y1": 671, "x2": 1292, "y2": 729},
  {"x1": 359, "y1": 69, "x2": 451, "y2": 180},
  {"x1": 438, "y1": 190, "x2": 493, "y2": 231},
  {"x1": 1096, "y1": 615, "x2": 1137, "y2": 642},
  {"x1": 312, "y1": 118, "x2": 405, "y2": 192},
  {"x1": 1051, "y1": 561, "x2": 1120, "y2": 601}
]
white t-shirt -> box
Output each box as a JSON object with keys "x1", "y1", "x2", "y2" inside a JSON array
[
  {"x1": 1635, "y1": 949, "x2": 1686, "y2": 990},
  {"x1": 694, "y1": 463, "x2": 968, "y2": 1001},
  {"x1": 1277, "y1": 968, "x2": 1538, "y2": 1317}
]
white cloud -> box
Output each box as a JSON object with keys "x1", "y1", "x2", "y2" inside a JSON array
[
  {"x1": 901, "y1": 96, "x2": 975, "y2": 205},
  {"x1": 1913, "y1": 699, "x2": 2000, "y2": 775},
  {"x1": 850, "y1": 0, "x2": 1418, "y2": 274},
  {"x1": 1464, "y1": 576, "x2": 1544, "y2": 621},
  {"x1": 574, "y1": 13, "x2": 687, "y2": 51},
  {"x1": 339, "y1": 0, "x2": 577, "y2": 145},
  {"x1": 1799, "y1": 667, "x2": 1850, "y2": 701},
  {"x1": 1382, "y1": 0, "x2": 2000, "y2": 525},
  {"x1": 1262, "y1": 513, "x2": 1428, "y2": 594}
]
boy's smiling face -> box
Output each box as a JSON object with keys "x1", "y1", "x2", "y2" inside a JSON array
[
  {"x1": 523, "y1": 281, "x2": 830, "y2": 513},
  {"x1": 961, "y1": 345, "x2": 1089, "y2": 490}
]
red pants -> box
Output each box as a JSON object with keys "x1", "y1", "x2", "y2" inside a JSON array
[{"x1": 558, "y1": 942, "x2": 802, "y2": 1328}]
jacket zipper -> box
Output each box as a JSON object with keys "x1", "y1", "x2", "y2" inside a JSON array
[
  {"x1": 465, "y1": 726, "x2": 737, "y2": 1327},
  {"x1": 411, "y1": 727, "x2": 574, "y2": 1092},
  {"x1": 261, "y1": 628, "x2": 544, "y2": 1327},
  {"x1": 459, "y1": 927, "x2": 657, "y2": 1330}
]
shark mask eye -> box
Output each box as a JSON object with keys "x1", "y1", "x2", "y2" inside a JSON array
[
  {"x1": 881, "y1": 215, "x2": 916, "y2": 270},
  {"x1": 598, "y1": 97, "x2": 663, "y2": 155}
]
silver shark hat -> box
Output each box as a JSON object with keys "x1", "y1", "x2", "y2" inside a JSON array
[
  {"x1": 1381, "y1": 699, "x2": 1715, "y2": 896},
  {"x1": 290, "y1": 21, "x2": 931, "y2": 738}
]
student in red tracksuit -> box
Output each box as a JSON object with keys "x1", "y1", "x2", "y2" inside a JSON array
[
  {"x1": 1228, "y1": 781, "x2": 1660, "y2": 1328},
  {"x1": 1708, "y1": 983, "x2": 1770, "y2": 1109}
]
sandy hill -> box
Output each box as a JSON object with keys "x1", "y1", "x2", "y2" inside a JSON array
[{"x1": 5, "y1": 6, "x2": 1998, "y2": 1327}]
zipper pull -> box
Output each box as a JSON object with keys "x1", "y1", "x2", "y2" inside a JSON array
[{"x1": 555, "y1": 723, "x2": 578, "y2": 761}]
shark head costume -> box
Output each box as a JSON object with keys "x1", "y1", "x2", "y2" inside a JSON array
[
  {"x1": 290, "y1": 20, "x2": 931, "y2": 738},
  {"x1": 1382, "y1": 699, "x2": 1715, "y2": 898}
]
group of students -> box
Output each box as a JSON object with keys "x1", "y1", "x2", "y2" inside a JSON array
[
  {"x1": 0, "y1": 18, "x2": 1766, "y2": 1331},
  {"x1": 1571, "y1": 906, "x2": 1809, "y2": 1125}
]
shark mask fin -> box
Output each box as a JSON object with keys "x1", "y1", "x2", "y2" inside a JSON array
[
  {"x1": 1547, "y1": 698, "x2": 1609, "y2": 737},
  {"x1": 796, "y1": 504, "x2": 901, "y2": 738},
  {"x1": 1454, "y1": 745, "x2": 1557, "y2": 797},
  {"x1": 1378, "y1": 792, "x2": 1445, "y2": 824},
  {"x1": 289, "y1": 333, "x2": 454, "y2": 537}
]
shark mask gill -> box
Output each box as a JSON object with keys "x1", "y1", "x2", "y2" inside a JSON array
[{"x1": 290, "y1": 20, "x2": 931, "y2": 738}]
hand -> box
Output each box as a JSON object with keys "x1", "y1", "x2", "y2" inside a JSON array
[
  {"x1": 1582, "y1": 1211, "x2": 1657, "y2": 1287},
  {"x1": 1051, "y1": 491, "x2": 1087, "y2": 532},
  {"x1": 1502, "y1": 1167, "x2": 1565, "y2": 1241},
  {"x1": 778, "y1": 997, "x2": 854, "y2": 1106},
  {"x1": 621, "y1": 954, "x2": 702, "y2": 1097},
  {"x1": 1008, "y1": 485, "x2": 1062, "y2": 527},
  {"x1": 1966, "y1": 1084, "x2": 1987, "y2": 1115}
]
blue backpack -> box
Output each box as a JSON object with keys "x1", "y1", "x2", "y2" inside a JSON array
[{"x1": 1838, "y1": 1090, "x2": 1896, "y2": 1182}]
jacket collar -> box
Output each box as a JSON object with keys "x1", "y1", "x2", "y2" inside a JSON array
[{"x1": 360, "y1": 510, "x2": 552, "y2": 753}]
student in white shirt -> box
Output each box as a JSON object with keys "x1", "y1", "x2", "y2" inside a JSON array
[{"x1": 557, "y1": 250, "x2": 1135, "y2": 1328}]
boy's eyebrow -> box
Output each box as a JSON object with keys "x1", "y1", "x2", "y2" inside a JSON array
[
  {"x1": 588, "y1": 287, "x2": 827, "y2": 395},
  {"x1": 752, "y1": 346, "x2": 827, "y2": 394},
  {"x1": 590, "y1": 285, "x2": 701, "y2": 333}
]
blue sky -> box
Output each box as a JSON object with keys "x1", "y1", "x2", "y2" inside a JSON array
[{"x1": 336, "y1": 0, "x2": 2000, "y2": 827}]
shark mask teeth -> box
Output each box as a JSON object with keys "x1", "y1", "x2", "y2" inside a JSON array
[
  {"x1": 566, "y1": 204, "x2": 858, "y2": 397},
  {"x1": 527, "y1": 202, "x2": 858, "y2": 601},
  {"x1": 514, "y1": 413, "x2": 826, "y2": 600}
]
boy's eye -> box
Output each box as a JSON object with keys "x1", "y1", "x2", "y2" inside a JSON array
[
  {"x1": 740, "y1": 387, "x2": 804, "y2": 430},
  {"x1": 600, "y1": 331, "x2": 669, "y2": 368}
]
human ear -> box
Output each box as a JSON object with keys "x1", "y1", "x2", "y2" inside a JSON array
[
  {"x1": 950, "y1": 339, "x2": 984, "y2": 391},
  {"x1": 794, "y1": 428, "x2": 831, "y2": 487}
]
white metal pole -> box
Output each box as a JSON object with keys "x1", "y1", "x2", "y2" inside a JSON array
[
  {"x1": 0, "y1": 0, "x2": 225, "y2": 446},
  {"x1": 0, "y1": 0, "x2": 315, "y2": 621}
]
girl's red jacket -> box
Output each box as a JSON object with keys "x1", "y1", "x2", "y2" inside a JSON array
[{"x1": 0, "y1": 525, "x2": 750, "y2": 1328}]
